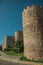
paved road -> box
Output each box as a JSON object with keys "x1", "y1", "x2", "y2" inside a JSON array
[
  {"x1": 0, "y1": 59, "x2": 30, "y2": 65},
  {"x1": 0, "y1": 52, "x2": 42, "y2": 65}
]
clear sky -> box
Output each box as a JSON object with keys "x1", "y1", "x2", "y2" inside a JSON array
[{"x1": 0, "y1": 0, "x2": 43, "y2": 45}]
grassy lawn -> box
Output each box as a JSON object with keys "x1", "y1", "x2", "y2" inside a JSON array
[{"x1": 3, "y1": 51, "x2": 24, "y2": 56}]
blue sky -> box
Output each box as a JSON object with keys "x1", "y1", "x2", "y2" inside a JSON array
[{"x1": 0, "y1": 0, "x2": 43, "y2": 45}]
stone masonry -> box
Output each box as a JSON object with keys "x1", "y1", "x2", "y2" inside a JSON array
[
  {"x1": 22, "y1": 5, "x2": 43, "y2": 61},
  {"x1": 2, "y1": 36, "x2": 14, "y2": 49},
  {"x1": 2, "y1": 31, "x2": 23, "y2": 50},
  {"x1": 15, "y1": 31, "x2": 23, "y2": 41}
]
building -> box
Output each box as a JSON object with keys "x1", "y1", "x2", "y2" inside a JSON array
[
  {"x1": 22, "y1": 5, "x2": 43, "y2": 61},
  {"x1": 15, "y1": 31, "x2": 23, "y2": 41},
  {"x1": 2, "y1": 36, "x2": 14, "y2": 49}
]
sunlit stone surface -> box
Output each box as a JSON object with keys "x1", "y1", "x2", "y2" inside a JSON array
[{"x1": 22, "y1": 5, "x2": 43, "y2": 61}]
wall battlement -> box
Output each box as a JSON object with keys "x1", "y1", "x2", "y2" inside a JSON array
[{"x1": 22, "y1": 5, "x2": 43, "y2": 18}]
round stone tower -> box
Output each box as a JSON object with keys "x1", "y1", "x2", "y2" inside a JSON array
[
  {"x1": 15, "y1": 31, "x2": 23, "y2": 41},
  {"x1": 22, "y1": 5, "x2": 43, "y2": 61}
]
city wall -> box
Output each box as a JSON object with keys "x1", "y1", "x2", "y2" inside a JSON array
[{"x1": 22, "y1": 5, "x2": 43, "y2": 61}]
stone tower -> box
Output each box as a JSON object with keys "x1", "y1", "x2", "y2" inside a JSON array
[
  {"x1": 15, "y1": 31, "x2": 23, "y2": 41},
  {"x1": 22, "y1": 5, "x2": 43, "y2": 61},
  {"x1": 2, "y1": 36, "x2": 14, "y2": 49}
]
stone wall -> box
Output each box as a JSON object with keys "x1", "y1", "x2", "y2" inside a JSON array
[
  {"x1": 22, "y1": 5, "x2": 43, "y2": 61},
  {"x1": 2, "y1": 36, "x2": 7, "y2": 49},
  {"x1": 2, "y1": 31, "x2": 23, "y2": 50},
  {"x1": 15, "y1": 31, "x2": 23, "y2": 41},
  {"x1": 2, "y1": 36, "x2": 14, "y2": 49}
]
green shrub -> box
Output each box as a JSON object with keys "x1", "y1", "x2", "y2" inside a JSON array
[
  {"x1": 20, "y1": 57, "x2": 29, "y2": 61},
  {"x1": 14, "y1": 40, "x2": 24, "y2": 53},
  {"x1": 3, "y1": 48, "x2": 11, "y2": 51}
]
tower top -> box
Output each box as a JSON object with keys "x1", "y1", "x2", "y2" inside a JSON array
[{"x1": 22, "y1": 5, "x2": 43, "y2": 15}]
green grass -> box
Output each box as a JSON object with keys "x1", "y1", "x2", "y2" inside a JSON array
[{"x1": 3, "y1": 51, "x2": 24, "y2": 56}]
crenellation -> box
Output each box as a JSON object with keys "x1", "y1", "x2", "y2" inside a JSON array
[{"x1": 22, "y1": 5, "x2": 43, "y2": 16}]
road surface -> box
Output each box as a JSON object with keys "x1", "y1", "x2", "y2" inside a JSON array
[
  {"x1": 0, "y1": 59, "x2": 30, "y2": 65},
  {"x1": 0, "y1": 51, "x2": 42, "y2": 65}
]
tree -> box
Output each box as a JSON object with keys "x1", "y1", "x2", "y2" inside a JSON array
[{"x1": 14, "y1": 40, "x2": 24, "y2": 52}]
